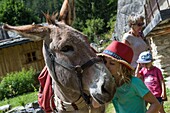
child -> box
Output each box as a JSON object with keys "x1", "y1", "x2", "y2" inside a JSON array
[
  {"x1": 96, "y1": 41, "x2": 161, "y2": 113},
  {"x1": 135, "y1": 51, "x2": 167, "y2": 113}
]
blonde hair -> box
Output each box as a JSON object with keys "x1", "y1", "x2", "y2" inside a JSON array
[
  {"x1": 128, "y1": 13, "x2": 144, "y2": 27},
  {"x1": 116, "y1": 63, "x2": 133, "y2": 86}
]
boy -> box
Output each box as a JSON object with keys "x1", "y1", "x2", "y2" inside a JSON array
[{"x1": 135, "y1": 51, "x2": 167, "y2": 113}]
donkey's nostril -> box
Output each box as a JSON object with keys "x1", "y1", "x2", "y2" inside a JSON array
[{"x1": 101, "y1": 82, "x2": 110, "y2": 94}]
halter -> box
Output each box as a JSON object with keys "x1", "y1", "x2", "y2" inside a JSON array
[{"x1": 45, "y1": 44, "x2": 102, "y2": 112}]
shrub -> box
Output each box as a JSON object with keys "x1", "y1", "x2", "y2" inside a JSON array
[
  {"x1": 0, "y1": 67, "x2": 38, "y2": 100},
  {"x1": 82, "y1": 18, "x2": 105, "y2": 43}
]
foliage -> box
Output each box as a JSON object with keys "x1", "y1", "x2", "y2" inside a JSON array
[
  {"x1": 73, "y1": 0, "x2": 118, "y2": 43},
  {"x1": 106, "y1": 14, "x2": 117, "y2": 37},
  {"x1": 0, "y1": 67, "x2": 38, "y2": 100},
  {"x1": 164, "y1": 88, "x2": 170, "y2": 112},
  {"x1": 74, "y1": 0, "x2": 117, "y2": 28},
  {"x1": 21, "y1": 0, "x2": 63, "y2": 22},
  {"x1": 82, "y1": 18, "x2": 105, "y2": 43},
  {"x1": 0, "y1": 0, "x2": 40, "y2": 25},
  {"x1": 0, "y1": 0, "x2": 118, "y2": 44},
  {"x1": 0, "y1": 92, "x2": 38, "y2": 108}
]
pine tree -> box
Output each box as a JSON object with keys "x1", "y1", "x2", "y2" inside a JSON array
[
  {"x1": 74, "y1": 0, "x2": 117, "y2": 32},
  {"x1": 0, "y1": 0, "x2": 40, "y2": 25}
]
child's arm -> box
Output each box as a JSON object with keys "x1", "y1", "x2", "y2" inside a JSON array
[
  {"x1": 161, "y1": 79, "x2": 167, "y2": 100},
  {"x1": 135, "y1": 63, "x2": 142, "y2": 78},
  {"x1": 144, "y1": 92, "x2": 161, "y2": 113}
]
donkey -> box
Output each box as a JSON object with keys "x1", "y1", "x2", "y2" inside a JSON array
[{"x1": 2, "y1": 0, "x2": 116, "y2": 113}]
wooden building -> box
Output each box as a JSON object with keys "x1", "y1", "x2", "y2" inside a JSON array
[{"x1": 0, "y1": 26, "x2": 45, "y2": 76}]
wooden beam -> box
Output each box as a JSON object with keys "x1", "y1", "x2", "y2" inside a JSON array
[{"x1": 148, "y1": 26, "x2": 170, "y2": 37}]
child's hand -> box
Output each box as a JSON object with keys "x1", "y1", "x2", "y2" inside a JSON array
[
  {"x1": 162, "y1": 96, "x2": 168, "y2": 101},
  {"x1": 135, "y1": 63, "x2": 142, "y2": 77},
  {"x1": 161, "y1": 93, "x2": 167, "y2": 101}
]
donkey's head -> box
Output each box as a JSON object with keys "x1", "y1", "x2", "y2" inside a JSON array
[{"x1": 2, "y1": 0, "x2": 116, "y2": 111}]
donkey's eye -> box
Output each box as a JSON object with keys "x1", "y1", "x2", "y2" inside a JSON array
[{"x1": 60, "y1": 45, "x2": 74, "y2": 52}]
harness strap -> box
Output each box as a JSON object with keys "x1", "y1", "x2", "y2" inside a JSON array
[
  {"x1": 50, "y1": 53, "x2": 74, "y2": 71},
  {"x1": 51, "y1": 56, "x2": 102, "y2": 111},
  {"x1": 71, "y1": 103, "x2": 78, "y2": 110},
  {"x1": 75, "y1": 57, "x2": 102, "y2": 105},
  {"x1": 45, "y1": 43, "x2": 102, "y2": 111},
  {"x1": 81, "y1": 57, "x2": 102, "y2": 70},
  {"x1": 50, "y1": 94, "x2": 58, "y2": 112},
  {"x1": 54, "y1": 96, "x2": 87, "y2": 111}
]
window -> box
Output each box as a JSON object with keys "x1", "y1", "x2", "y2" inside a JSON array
[{"x1": 25, "y1": 51, "x2": 37, "y2": 63}]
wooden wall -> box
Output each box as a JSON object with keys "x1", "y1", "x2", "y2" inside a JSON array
[{"x1": 0, "y1": 40, "x2": 45, "y2": 77}]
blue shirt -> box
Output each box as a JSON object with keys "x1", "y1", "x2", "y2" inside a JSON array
[{"x1": 112, "y1": 76, "x2": 149, "y2": 113}]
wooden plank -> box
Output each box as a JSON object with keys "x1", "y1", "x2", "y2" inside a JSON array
[
  {"x1": 148, "y1": 26, "x2": 170, "y2": 37},
  {"x1": 143, "y1": 8, "x2": 170, "y2": 37},
  {"x1": 0, "y1": 50, "x2": 7, "y2": 76}
]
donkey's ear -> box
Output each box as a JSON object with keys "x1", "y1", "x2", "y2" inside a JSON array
[
  {"x1": 58, "y1": 0, "x2": 75, "y2": 26},
  {"x1": 3, "y1": 24, "x2": 50, "y2": 41}
]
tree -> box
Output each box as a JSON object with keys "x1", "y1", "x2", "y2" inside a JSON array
[
  {"x1": 83, "y1": 18, "x2": 105, "y2": 42},
  {"x1": 0, "y1": 0, "x2": 40, "y2": 25},
  {"x1": 74, "y1": 0, "x2": 117, "y2": 32},
  {"x1": 0, "y1": 0, "x2": 118, "y2": 44},
  {"x1": 21, "y1": 0, "x2": 63, "y2": 22},
  {"x1": 73, "y1": 0, "x2": 118, "y2": 43}
]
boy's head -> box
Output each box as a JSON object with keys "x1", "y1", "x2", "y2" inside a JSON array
[
  {"x1": 137, "y1": 51, "x2": 153, "y2": 63},
  {"x1": 137, "y1": 51, "x2": 153, "y2": 67},
  {"x1": 97, "y1": 41, "x2": 134, "y2": 70}
]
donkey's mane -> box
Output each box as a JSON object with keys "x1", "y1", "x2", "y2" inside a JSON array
[{"x1": 43, "y1": 12, "x2": 58, "y2": 25}]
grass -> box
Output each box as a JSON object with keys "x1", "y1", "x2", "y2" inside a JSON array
[
  {"x1": 0, "y1": 92, "x2": 38, "y2": 108},
  {"x1": 0, "y1": 89, "x2": 169, "y2": 113},
  {"x1": 164, "y1": 88, "x2": 170, "y2": 112},
  {"x1": 106, "y1": 103, "x2": 115, "y2": 113}
]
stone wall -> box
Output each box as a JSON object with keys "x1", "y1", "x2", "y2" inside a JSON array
[
  {"x1": 114, "y1": 0, "x2": 145, "y2": 40},
  {"x1": 150, "y1": 34, "x2": 170, "y2": 76}
]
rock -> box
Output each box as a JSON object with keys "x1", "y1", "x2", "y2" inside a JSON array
[
  {"x1": 6, "y1": 106, "x2": 25, "y2": 113},
  {"x1": 5, "y1": 101, "x2": 45, "y2": 113},
  {"x1": 0, "y1": 104, "x2": 11, "y2": 112}
]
